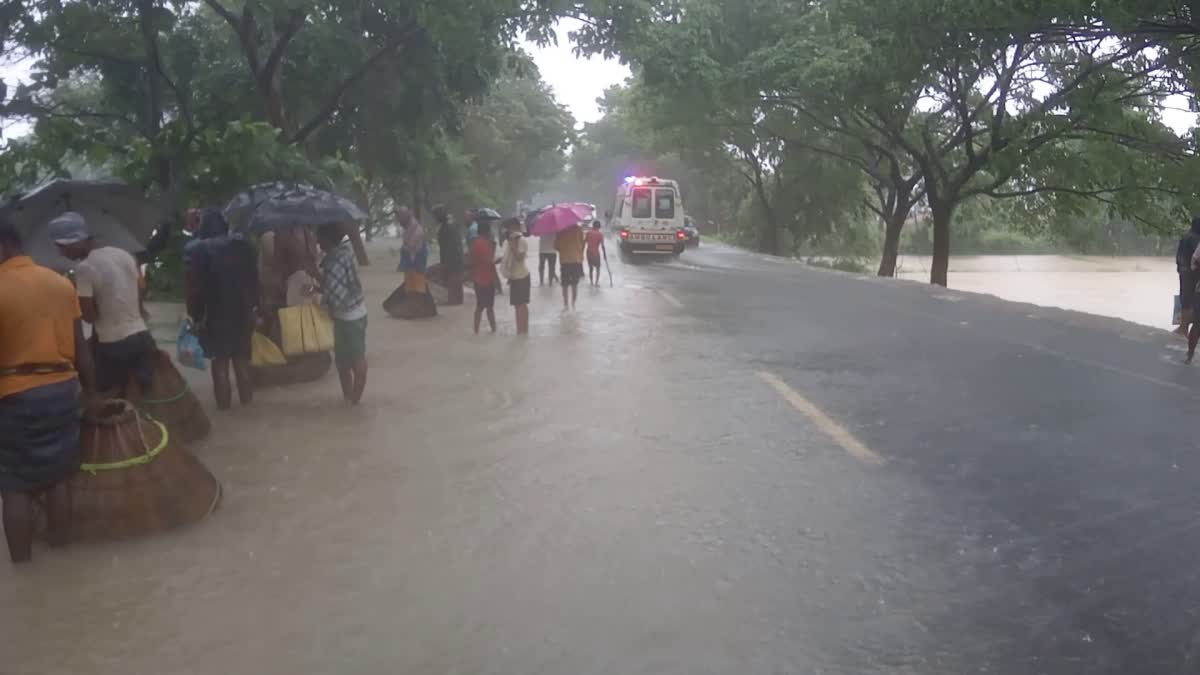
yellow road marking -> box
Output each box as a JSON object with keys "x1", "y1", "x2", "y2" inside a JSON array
[
  {"x1": 757, "y1": 371, "x2": 886, "y2": 466},
  {"x1": 658, "y1": 290, "x2": 684, "y2": 308}
]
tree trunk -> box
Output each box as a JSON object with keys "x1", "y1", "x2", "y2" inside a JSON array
[
  {"x1": 259, "y1": 70, "x2": 287, "y2": 132},
  {"x1": 876, "y1": 209, "x2": 908, "y2": 277},
  {"x1": 930, "y1": 200, "x2": 955, "y2": 287},
  {"x1": 751, "y1": 178, "x2": 779, "y2": 255},
  {"x1": 759, "y1": 217, "x2": 779, "y2": 255}
]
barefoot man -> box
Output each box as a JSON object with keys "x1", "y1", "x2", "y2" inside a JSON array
[{"x1": 0, "y1": 222, "x2": 95, "y2": 563}]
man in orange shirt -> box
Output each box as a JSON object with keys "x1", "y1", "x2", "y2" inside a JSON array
[
  {"x1": 556, "y1": 221, "x2": 586, "y2": 310},
  {"x1": 0, "y1": 223, "x2": 95, "y2": 563}
]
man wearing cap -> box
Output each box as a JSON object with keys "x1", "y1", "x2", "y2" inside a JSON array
[
  {"x1": 0, "y1": 222, "x2": 95, "y2": 562},
  {"x1": 52, "y1": 212, "x2": 157, "y2": 397}
]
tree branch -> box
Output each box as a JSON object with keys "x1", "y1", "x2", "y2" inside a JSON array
[
  {"x1": 985, "y1": 183, "x2": 1180, "y2": 200},
  {"x1": 287, "y1": 23, "x2": 421, "y2": 144},
  {"x1": 263, "y1": 9, "x2": 306, "y2": 82}
]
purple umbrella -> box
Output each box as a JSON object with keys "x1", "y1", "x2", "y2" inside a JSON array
[{"x1": 527, "y1": 203, "x2": 595, "y2": 237}]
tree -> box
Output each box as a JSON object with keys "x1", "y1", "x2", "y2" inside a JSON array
[{"x1": 603, "y1": 0, "x2": 1197, "y2": 284}]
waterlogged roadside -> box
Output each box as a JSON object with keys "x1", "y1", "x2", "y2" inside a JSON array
[{"x1": 895, "y1": 255, "x2": 1176, "y2": 331}]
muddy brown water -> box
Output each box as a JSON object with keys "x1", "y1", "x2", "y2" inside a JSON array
[{"x1": 2, "y1": 246, "x2": 1182, "y2": 674}]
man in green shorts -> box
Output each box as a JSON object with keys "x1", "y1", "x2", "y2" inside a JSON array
[{"x1": 313, "y1": 224, "x2": 368, "y2": 404}]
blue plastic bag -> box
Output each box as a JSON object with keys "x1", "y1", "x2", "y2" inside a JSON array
[{"x1": 176, "y1": 319, "x2": 207, "y2": 370}]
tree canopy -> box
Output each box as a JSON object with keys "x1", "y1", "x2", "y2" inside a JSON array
[
  {"x1": 0, "y1": 0, "x2": 588, "y2": 224},
  {"x1": 574, "y1": 0, "x2": 1200, "y2": 284}
]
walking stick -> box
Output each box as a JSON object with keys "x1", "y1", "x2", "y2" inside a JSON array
[{"x1": 603, "y1": 246, "x2": 614, "y2": 288}]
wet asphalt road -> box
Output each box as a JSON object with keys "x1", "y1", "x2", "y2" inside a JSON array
[{"x1": 4, "y1": 239, "x2": 1200, "y2": 674}]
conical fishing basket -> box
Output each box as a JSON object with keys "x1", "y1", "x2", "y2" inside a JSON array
[
  {"x1": 383, "y1": 283, "x2": 437, "y2": 319},
  {"x1": 68, "y1": 400, "x2": 221, "y2": 543},
  {"x1": 132, "y1": 350, "x2": 211, "y2": 443},
  {"x1": 250, "y1": 350, "x2": 331, "y2": 387}
]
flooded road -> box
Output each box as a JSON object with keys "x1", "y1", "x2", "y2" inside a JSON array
[
  {"x1": 896, "y1": 255, "x2": 1176, "y2": 330},
  {"x1": 5, "y1": 241, "x2": 1200, "y2": 674}
]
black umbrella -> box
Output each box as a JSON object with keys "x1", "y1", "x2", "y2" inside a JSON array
[
  {"x1": 0, "y1": 180, "x2": 163, "y2": 271},
  {"x1": 225, "y1": 182, "x2": 366, "y2": 234}
]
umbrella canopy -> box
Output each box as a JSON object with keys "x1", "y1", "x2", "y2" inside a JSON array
[
  {"x1": 0, "y1": 180, "x2": 162, "y2": 271},
  {"x1": 225, "y1": 182, "x2": 366, "y2": 234},
  {"x1": 527, "y1": 203, "x2": 595, "y2": 237}
]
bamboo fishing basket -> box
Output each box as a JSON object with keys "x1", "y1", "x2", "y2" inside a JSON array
[
  {"x1": 250, "y1": 351, "x2": 332, "y2": 387},
  {"x1": 131, "y1": 350, "x2": 212, "y2": 443},
  {"x1": 383, "y1": 283, "x2": 438, "y2": 319},
  {"x1": 68, "y1": 400, "x2": 221, "y2": 543}
]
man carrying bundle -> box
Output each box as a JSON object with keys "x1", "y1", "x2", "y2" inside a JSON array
[{"x1": 0, "y1": 223, "x2": 96, "y2": 563}]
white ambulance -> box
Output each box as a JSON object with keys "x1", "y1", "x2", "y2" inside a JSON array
[{"x1": 607, "y1": 176, "x2": 687, "y2": 261}]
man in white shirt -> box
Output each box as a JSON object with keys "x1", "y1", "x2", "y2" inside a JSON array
[
  {"x1": 52, "y1": 212, "x2": 157, "y2": 396},
  {"x1": 538, "y1": 233, "x2": 558, "y2": 286}
]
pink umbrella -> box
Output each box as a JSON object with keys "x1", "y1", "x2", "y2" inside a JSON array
[{"x1": 527, "y1": 203, "x2": 595, "y2": 237}]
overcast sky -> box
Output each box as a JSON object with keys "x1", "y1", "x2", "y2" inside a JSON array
[{"x1": 526, "y1": 19, "x2": 630, "y2": 126}]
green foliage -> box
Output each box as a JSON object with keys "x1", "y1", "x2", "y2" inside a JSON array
[
  {"x1": 566, "y1": 0, "x2": 1200, "y2": 280},
  {"x1": 1, "y1": 0, "x2": 592, "y2": 232}
]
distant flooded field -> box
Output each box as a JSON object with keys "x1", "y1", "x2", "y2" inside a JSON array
[{"x1": 894, "y1": 255, "x2": 1177, "y2": 330}]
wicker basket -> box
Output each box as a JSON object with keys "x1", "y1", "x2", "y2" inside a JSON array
[
  {"x1": 68, "y1": 400, "x2": 221, "y2": 543},
  {"x1": 250, "y1": 350, "x2": 332, "y2": 387},
  {"x1": 132, "y1": 350, "x2": 211, "y2": 443},
  {"x1": 383, "y1": 283, "x2": 438, "y2": 319}
]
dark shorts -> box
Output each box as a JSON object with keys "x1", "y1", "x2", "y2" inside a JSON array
[
  {"x1": 476, "y1": 283, "x2": 497, "y2": 309},
  {"x1": 561, "y1": 262, "x2": 584, "y2": 286},
  {"x1": 0, "y1": 379, "x2": 81, "y2": 491},
  {"x1": 587, "y1": 254, "x2": 602, "y2": 269},
  {"x1": 509, "y1": 276, "x2": 531, "y2": 306},
  {"x1": 199, "y1": 305, "x2": 254, "y2": 360},
  {"x1": 540, "y1": 253, "x2": 558, "y2": 266},
  {"x1": 333, "y1": 316, "x2": 368, "y2": 369},
  {"x1": 95, "y1": 330, "x2": 157, "y2": 393}
]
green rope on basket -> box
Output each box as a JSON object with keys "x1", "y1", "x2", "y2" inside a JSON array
[
  {"x1": 141, "y1": 386, "x2": 189, "y2": 405},
  {"x1": 80, "y1": 416, "x2": 170, "y2": 474}
]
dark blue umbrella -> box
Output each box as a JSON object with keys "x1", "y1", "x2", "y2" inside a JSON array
[{"x1": 225, "y1": 182, "x2": 366, "y2": 234}]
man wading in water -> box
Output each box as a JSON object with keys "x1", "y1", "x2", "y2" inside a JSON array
[
  {"x1": 52, "y1": 212, "x2": 156, "y2": 398},
  {"x1": 0, "y1": 223, "x2": 96, "y2": 563}
]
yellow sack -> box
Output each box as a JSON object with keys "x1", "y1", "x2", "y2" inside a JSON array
[
  {"x1": 250, "y1": 332, "x2": 288, "y2": 367},
  {"x1": 279, "y1": 303, "x2": 335, "y2": 356}
]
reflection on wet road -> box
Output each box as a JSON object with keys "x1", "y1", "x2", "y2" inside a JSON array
[{"x1": 5, "y1": 240, "x2": 1200, "y2": 674}]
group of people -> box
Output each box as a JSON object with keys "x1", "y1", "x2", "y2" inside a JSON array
[
  {"x1": 185, "y1": 209, "x2": 370, "y2": 408},
  {"x1": 438, "y1": 210, "x2": 608, "y2": 336},
  {"x1": 0, "y1": 210, "x2": 177, "y2": 563},
  {"x1": 0, "y1": 203, "x2": 610, "y2": 563},
  {"x1": 0, "y1": 208, "x2": 373, "y2": 563},
  {"x1": 538, "y1": 221, "x2": 609, "y2": 294}
]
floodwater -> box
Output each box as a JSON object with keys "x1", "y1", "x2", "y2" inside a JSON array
[
  {"x1": 2, "y1": 244, "x2": 1190, "y2": 674},
  {"x1": 895, "y1": 255, "x2": 1177, "y2": 330},
  {"x1": 2, "y1": 242, "x2": 745, "y2": 675}
]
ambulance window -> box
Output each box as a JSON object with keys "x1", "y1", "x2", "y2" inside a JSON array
[
  {"x1": 655, "y1": 189, "x2": 676, "y2": 219},
  {"x1": 632, "y1": 188, "x2": 653, "y2": 218}
]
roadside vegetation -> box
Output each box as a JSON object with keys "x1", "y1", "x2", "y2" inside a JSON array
[{"x1": 3, "y1": 2, "x2": 1199, "y2": 288}]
